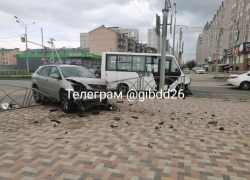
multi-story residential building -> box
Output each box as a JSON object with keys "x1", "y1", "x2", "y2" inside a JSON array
[
  {"x1": 89, "y1": 25, "x2": 155, "y2": 56},
  {"x1": 196, "y1": 34, "x2": 203, "y2": 65},
  {"x1": 196, "y1": 0, "x2": 236, "y2": 70},
  {"x1": 118, "y1": 29, "x2": 139, "y2": 42},
  {"x1": 80, "y1": 33, "x2": 89, "y2": 48},
  {"x1": 197, "y1": 0, "x2": 250, "y2": 71},
  {"x1": 148, "y1": 29, "x2": 162, "y2": 51},
  {"x1": 0, "y1": 48, "x2": 22, "y2": 65}
]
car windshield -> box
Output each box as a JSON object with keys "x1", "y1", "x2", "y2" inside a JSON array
[
  {"x1": 60, "y1": 66, "x2": 96, "y2": 78},
  {"x1": 197, "y1": 68, "x2": 204, "y2": 70},
  {"x1": 184, "y1": 68, "x2": 189, "y2": 70}
]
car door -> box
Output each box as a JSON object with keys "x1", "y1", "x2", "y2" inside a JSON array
[
  {"x1": 38, "y1": 66, "x2": 51, "y2": 94},
  {"x1": 47, "y1": 66, "x2": 61, "y2": 99}
]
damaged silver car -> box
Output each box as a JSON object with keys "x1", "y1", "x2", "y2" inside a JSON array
[{"x1": 32, "y1": 64, "x2": 107, "y2": 113}]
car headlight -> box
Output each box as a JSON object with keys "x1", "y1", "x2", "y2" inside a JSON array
[{"x1": 71, "y1": 84, "x2": 86, "y2": 92}]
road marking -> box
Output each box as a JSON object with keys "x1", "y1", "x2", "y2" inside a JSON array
[{"x1": 191, "y1": 85, "x2": 232, "y2": 88}]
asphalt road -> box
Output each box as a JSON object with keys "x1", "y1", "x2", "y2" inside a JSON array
[
  {"x1": 191, "y1": 83, "x2": 250, "y2": 100},
  {"x1": 0, "y1": 78, "x2": 250, "y2": 102}
]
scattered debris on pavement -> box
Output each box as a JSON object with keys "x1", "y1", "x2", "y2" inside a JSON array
[
  {"x1": 207, "y1": 121, "x2": 218, "y2": 126},
  {"x1": 148, "y1": 144, "x2": 153, "y2": 148},
  {"x1": 132, "y1": 116, "x2": 138, "y2": 119},
  {"x1": 159, "y1": 121, "x2": 164, "y2": 125},
  {"x1": 50, "y1": 109, "x2": 59, "y2": 113},
  {"x1": 56, "y1": 137, "x2": 63, "y2": 140},
  {"x1": 219, "y1": 127, "x2": 225, "y2": 131},
  {"x1": 51, "y1": 120, "x2": 61, "y2": 124},
  {"x1": 92, "y1": 111, "x2": 99, "y2": 115},
  {"x1": 113, "y1": 117, "x2": 121, "y2": 121},
  {"x1": 126, "y1": 122, "x2": 131, "y2": 126}
]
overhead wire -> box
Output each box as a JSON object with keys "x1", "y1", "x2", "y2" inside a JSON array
[
  {"x1": 131, "y1": 0, "x2": 154, "y2": 28},
  {"x1": 147, "y1": 0, "x2": 156, "y2": 16}
]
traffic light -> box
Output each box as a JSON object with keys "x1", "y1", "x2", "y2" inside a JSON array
[
  {"x1": 233, "y1": 50, "x2": 238, "y2": 57},
  {"x1": 180, "y1": 28, "x2": 183, "y2": 40},
  {"x1": 156, "y1": 14, "x2": 161, "y2": 36}
]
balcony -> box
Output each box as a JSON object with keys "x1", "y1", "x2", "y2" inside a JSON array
[
  {"x1": 118, "y1": 48, "x2": 125, "y2": 52},
  {"x1": 118, "y1": 41, "x2": 124, "y2": 46}
]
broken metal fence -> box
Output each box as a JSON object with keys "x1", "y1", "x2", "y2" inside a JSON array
[
  {"x1": 0, "y1": 84, "x2": 56, "y2": 111},
  {"x1": 107, "y1": 75, "x2": 186, "y2": 94}
]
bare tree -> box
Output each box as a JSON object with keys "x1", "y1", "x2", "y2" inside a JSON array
[{"x1": 186, "y1": 60, "x2": 197, "y2": 69}]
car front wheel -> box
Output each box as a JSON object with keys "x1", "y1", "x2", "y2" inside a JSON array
[
  {"x1": 60, "y1": 91, "x2": 76, "y2": 113},
  {"x1": 33, "y1": 86, "x2": 42, "y2": 103},
  {"x1": 240, "y1": 81, "x2": 250, "y2": 90}
]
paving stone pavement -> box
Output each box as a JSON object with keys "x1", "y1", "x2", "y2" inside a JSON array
[{"x1": 0, "y1": 97, "x2": 250, "y2": 180}]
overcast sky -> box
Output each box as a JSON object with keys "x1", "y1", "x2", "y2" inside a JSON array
[{"x1": 0, "y1": 0, "x2": 223, "y2": 62}]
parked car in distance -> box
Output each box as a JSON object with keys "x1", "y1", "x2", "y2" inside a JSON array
[
  {"x1": 228, "y1": 71, "x2": 250, "y2": 90},
  {"x1": 183, "y1": 68, "x2": 190, "y2": 74},
  {"x1": 195, "y1": 68, "x2": 206, "y2": 74},
  {"x1": 192, "y1": 67, "x2": 197, "y2": 72},
  {"x1": 32, "y1": 64, "x2": 107, "y2": 113}
]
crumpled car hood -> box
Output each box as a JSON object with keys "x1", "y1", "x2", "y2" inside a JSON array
[{"x1": 66, "y1": 77, "x2": 107, "y2": 86}]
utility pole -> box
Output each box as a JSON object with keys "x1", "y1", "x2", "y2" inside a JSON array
[
  {"x1": 14, "y1": 16, "x2": 35, "y2": 74},
  {"x1": 172, "y1": 3, "x2": 177, "y2": 56},
  {"x1": 41, "y1": 28, "x2": 44, "y2": 56},
  {"x1": 48, "y1": 38, "x2": 62, "y2": 63},
  {"x1": 159, "y1": 0, "x2": 170, "y2": 92},
  {"x1": 178, "y1": 28, "x2": 183, "y2": 64},
  {"x1": 156, "y1": 15, "x2": 161, "y2": 54}
]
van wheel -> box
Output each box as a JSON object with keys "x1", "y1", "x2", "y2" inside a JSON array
[
  {"x1": 33, "y1": 86, "x2": 42, "y2": 103},
  {"x1": 60, "y1": 91, "x2": 76, "y2": 113},
  {"x1": 240, "y1": 82, "x2": 250, "y2": 90},
  {"x1": 117, "y1": 83, "x2": 129, "y2": 94},
  {"x1": 175, "y1": 84, "x2": 187, "y2": 97}
]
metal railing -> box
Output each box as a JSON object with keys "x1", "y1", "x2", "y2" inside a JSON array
[
  {"x1": 107, "y1": 75, "x2": 186, "y2": 94},
  {"x1": 0, "y1": 69, "x2": 27, "y2": 75},
  {"x1": 0, "y1": 84, "x2": 56, "y2": 111}
]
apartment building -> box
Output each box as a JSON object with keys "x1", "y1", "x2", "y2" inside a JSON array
[
  {"x1": 148, "y1": 29, "x2": 162, "y2": 51},
  {"x1": 80, "y1": 33, "x2": 89, "y2": 48},
  {"x1": 89, "y1": 25, "x2": 155, "y2": 56},
  {"x1": 196, "y1": 0, "x2": 250, "y2": 71},
  {"x1": 0, "y1": 48, "x2": 21, "y2": 65},
  {"x1": 196, "y1": 34, "x2": 203, "y2": 65},
  {"x1": 118, "y1": 29, "x2": 139, "y2": 42}
]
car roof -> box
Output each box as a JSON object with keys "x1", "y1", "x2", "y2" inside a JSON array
[{"x1": 39, "y1": 64, "x2": 82, "y2": 68}]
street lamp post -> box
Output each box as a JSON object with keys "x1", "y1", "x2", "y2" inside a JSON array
[
  {"x1": 172, "y1": 3, "x2": 177, "y2": 56},
  {"x1": 14, "y1": 16, "x2": 35, "y2": 74}
]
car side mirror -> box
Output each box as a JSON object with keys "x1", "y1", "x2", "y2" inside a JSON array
[
  {"x1": 95, "y1": 74, "x2": 100, "y2": 78},
  {"x1": 51, "y1": 73, "x2": 59, "y2": 79}
]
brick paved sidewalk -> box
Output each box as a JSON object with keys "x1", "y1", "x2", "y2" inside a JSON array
[{"x1": 0, "y1": 97, "x2": 250, "y2": 180}]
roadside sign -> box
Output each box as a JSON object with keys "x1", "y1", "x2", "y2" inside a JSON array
[
  {"x1": 21, "y1": 36, "x2": 26, "y2": 43},
  {"x1": 41, "y1": 57, "x2": 45, "y2": 63},
  {"x1": 50, "y1": 58, "x2": 54, "y2": 64},
  {"x1": 46, "y1": 57, "x2": 50, "y2": 64}
]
